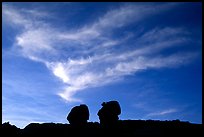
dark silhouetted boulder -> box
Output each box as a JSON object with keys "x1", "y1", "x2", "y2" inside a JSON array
[
  {"x1": 97, "y1": 101, "x2": 121, "y2": 127},
  {"x1": 67, "y1": 104, "x2": 89, "y2": 126}
]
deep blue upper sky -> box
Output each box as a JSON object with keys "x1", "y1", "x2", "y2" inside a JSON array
[{"x1": 2, "y1": 2, "x2": 202, "y2": 128}]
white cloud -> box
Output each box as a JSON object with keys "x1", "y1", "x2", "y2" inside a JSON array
[
  {"x1": 57, "y1": 3, "x2": 180, "y2": 45},
  {"x1": 2, "y1": 5, "x2": 32, "y2": 28},
  {"x1": 52, "y1": 63, "x2": 70, "y2": 83},
  {"x1": 100, "y1": 40, "x2": 119, "y2": 48},
  {"x1": 3, "y1": 3, "x2": 198, "y2": 102},
  {"x1": 93, "y1": 3, "x2": 179, "y2": 30},
  {"x1": 57, "y1": 86, "x2": 83, "y2": 102},
  {"x1": 105, "y1": 52, "x2": 197, "y2": 77},
  {"x1": 147, "y1": 109, "x2": 177, "y2": 117},
  {"x1": 2, "y1": 4, "x2": 50, "y2": 29},
  {"x1": 16, "y1": 29, "x2": 54, "y2": 52},
  {"x1": 58, "y1": 27, "x2": 100, "y2": 42}
]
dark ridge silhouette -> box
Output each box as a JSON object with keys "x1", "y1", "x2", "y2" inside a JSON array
[
  {"x1": 97, "y1": 100, "x2": 121, "y2": 127},
  {"x1": 1, "y1": 101, "x2": 203, "y2": 136},
  {"x1": 67, "y1": 104, "x2": 89, "y2": 126},
  {"x1": 1, "y1": 122, "x2": 21, "y2": 136},
  {"x1": 1, "y1": 120, "x2": 202, "y2": 136}
]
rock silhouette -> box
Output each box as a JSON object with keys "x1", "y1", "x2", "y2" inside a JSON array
[
  {"x1": 2, "y1": 120, "x2": 202, "y2": 137},
  {"x1": 97, "y1": 101, "x2": 121, "y2": 127},
  {"x1": 1, "y1": 122, "x2": 20, "y2": 136},
  {"x1": 2, "y1": 101, "x2": 202, "y2": 136},
  {"x1": 67, "y1": 104, "x2": 89, "y2": 126}
]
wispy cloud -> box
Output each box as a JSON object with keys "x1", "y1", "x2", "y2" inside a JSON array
[
  {"x1": 3, "y1": 3, "x2": 198, "y2": 102},
  {"x1": 92, "y1": 3, "x2": 180, "y2": 30},
  {"x1": 146, "y1": 109, "x2": 177, "y2": 117},
  {"x1": 2, "y1": 106, "x2": 64, "y2": 128},
  {"x1": 3, "y1": 4, "x2": 32, "y2": 28}
]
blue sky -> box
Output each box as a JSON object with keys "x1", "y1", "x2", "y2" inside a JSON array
[{"x1": 2, "y1": 2, "x2": 202, "y2": 128}]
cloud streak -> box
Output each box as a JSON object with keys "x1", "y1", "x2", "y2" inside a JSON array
[
  {"x1": 146, "y1": 109, "x2": 177, "y2": 117},
  {"x1": 3, "y1": 3, "x2": 198, "y2": 102}
]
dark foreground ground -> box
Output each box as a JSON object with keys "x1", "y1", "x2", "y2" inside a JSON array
[{"x1": 1, "y1": 120, "x2": 203, "y2": 137}]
